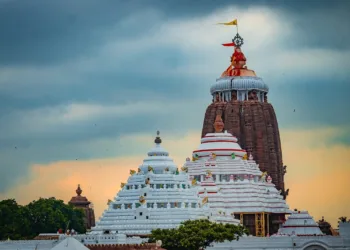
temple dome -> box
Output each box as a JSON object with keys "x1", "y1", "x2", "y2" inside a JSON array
[
  {"x1": 193, "y1": 132, "x2": 247, "y2": 159},
  {"x1": 276, "y1": 210, "x2": 324, "y2": 236},
  {"x1": 139, "y1": 133, "x2": 177, "y2": 173},
  {"x1": 211, "y1": 76, "x2": 269, "y2": 96}
]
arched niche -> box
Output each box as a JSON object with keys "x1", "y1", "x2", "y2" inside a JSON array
[{"x1": 303, "y1": 244, "x2": 328, "y2": 250}]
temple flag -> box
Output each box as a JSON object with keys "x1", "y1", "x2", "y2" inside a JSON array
[
  {"x1": 222, "y1": 42, "x2": 236, "y2": 47},
  {"x1": 217, "y1": 19, "x2": 237, "y2": 26}
]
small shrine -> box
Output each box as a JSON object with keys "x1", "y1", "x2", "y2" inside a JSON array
[{"x1": 68, "y1": 184, "x2": 96, "y2": 230}]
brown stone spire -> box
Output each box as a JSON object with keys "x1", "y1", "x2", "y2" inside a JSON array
[{"x1": 202, "y1": 99, "x2": 285, "y2": 193}]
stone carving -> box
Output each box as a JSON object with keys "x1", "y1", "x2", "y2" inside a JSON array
[
  {"x1": 201, "y1": 101, "x2": 285, "y2": 190},
  {"x1": 213, "y1": 113, "x2": 224, "y2": 133},
  {"x1": 181, "y1": 166, "x2": 188, "y2": 173},
  {"x1": 139, "y1": 196, "x2": 146, "y2": 204},
  {"x1": 260, "y1": 171, "x2": 268, "y2": 182},
  {"x1": 283, "y1": 165, "x2": 287, "y2": 175},
  {"x1": 231, "y1": 90, "x2": 238, "y2": 101},
  {"x1": 215, "y1": 93, "x2": 221, "y2": 102},
  {"x1": 206, "y1": 170, "x2": 212, "y2": 177},
  {"x1": 280, "y1": 188, "x2": 289, "y2": 200}
]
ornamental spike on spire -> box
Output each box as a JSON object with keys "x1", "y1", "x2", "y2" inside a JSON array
[
  {"x1": 154, "y1": 130, "x2": 162, "y2": 144},
  {"x1": 217, "y1": 19, "x2": 249, "y2": 77}
]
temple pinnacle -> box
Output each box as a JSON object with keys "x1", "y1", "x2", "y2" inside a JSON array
[{"x1": 154, "y1": 130, "x2": 162, "y2": 144}]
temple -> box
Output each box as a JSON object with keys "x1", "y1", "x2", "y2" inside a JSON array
[
  {"x1": 68, "y1": 184, "x2": 96, "y2": 230},
  {"x1": 275, "y1": 211, "x2": 324, "y2": 236},
  {"x1": 90, "y1": 132, "x2": 218, "y2": 236},
  {"x1": 185, "y1": 113, "x2": 290, "y2": 236},
  {"x1": 202, "y1": 32, "x2": 286, "y2": 194},
  {"x1": 1, "y1": 20, "x2": 350, "y2": 250}
]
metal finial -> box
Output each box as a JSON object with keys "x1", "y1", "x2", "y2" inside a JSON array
[
  {"x1": 154, "y1": 131, "x2": 162, "y2": 144},
  {"x1": 232, "y1": 33, "x2": 244, "y2": 47}
]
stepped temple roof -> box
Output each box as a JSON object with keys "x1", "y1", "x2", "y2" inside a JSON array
[
  {"x1": 186, "y1": 129, "x2": 289, "y2": 214},
  {"x1": 276, "y1": 210, "x2": 324, "y2": 236},
  {"x1": 90, "y1": 132, "x2": 210, "y2": 236}
]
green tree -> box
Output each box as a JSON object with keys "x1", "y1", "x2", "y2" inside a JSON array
[
  {"x1": 26, "y1": 197, "x2": 86, "y2": 236},
  {"x1": 0, "y1": 199, "x2": 31, "y2": 240},
  {"x1": 149, "y1": 219, "x2": 248, "y2": 250},
  {"x1": 0, "y1": 197, "x2": 86, "y2": 240}
]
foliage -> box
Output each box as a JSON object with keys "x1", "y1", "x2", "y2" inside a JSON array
[
  {"x1": 0, "y1": 197, "x2": 86, "y2": 240},
  {"x1": 149, "y1": 219, "x2": 248, "y2": 250}
]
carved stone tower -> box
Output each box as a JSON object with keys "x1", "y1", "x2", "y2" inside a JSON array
[
  {"x1": 201, "y1": 32, "x2": 288, "y2": 195},
  {"x1": 68, "y1": 184, "x2": 96, "y2": 230}
]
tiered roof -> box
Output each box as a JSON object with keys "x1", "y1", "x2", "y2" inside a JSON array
[
  {"x1": 276, "y1": 211, "x2": 324, "y2": 236},
  {"x1": 90, "y1": 132, "x2": 208, "y2": 236},
  {"x1": 185, "y1": 118, "x2": 290, "y2": 215}
]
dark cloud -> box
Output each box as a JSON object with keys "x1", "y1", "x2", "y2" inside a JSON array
[
  {"x1": 1, "y1": 0, "x2": 349, "y2": 66},
  {"x1": 0, "y1": 0, "x2": 349, "y2": 192},
  {"x1": 272, "y1": 75, "x2": 350, "y2": 129}
]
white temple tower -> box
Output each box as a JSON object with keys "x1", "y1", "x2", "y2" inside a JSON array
[
  {"x1": 90, "y1": 132, "x2": 210, "y2": 236},
  {"x1": 184, "y1": 114, "x2": 290, "y2": 236}
]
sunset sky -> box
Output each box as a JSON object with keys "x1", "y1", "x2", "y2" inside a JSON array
[{"x1": 0, "y1": 0, "x2": 349, "y2": 228}]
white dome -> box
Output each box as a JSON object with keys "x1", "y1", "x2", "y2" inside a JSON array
[
  {"x1": 210, "y1": 76, "x2": 269, "y2": 95},
  {"x1": 139, "y1": 144, "x2": 177, "y2": 173},
  {"x1": 193, "y1": 132, "x2": 246, "y2": 159}
]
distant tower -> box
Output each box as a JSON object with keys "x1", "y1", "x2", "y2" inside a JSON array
[
  {"x1": 68, "y1": 184, "x2": 96, "y2": 230},
  {"x1": 201, "y1": 31, "x2": 287, "y2": 194}
]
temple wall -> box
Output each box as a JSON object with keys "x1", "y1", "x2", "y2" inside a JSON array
[
  {"x1": 86, "y1": 243, "x2": 163, "y2": 250},
  {"x1": 210, "y1": 236, "x2": 349, "y2": 250}
]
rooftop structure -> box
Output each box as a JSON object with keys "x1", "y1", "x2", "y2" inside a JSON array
[
  {"x1": 186, "y1": 112, "x2": 290, "y2": 236},
  {"x1": 201, "y1": 24, "x2": 286, "y2": 193},
  {"x1": 275, "y1": 210, "x2": 324, "y2": 236},
  {"x1": 68, "y1": 184, "x2": 96, "y2": 230},
  {"x1": 90, "y1": 132, "x2": 212, "y2": 236}
]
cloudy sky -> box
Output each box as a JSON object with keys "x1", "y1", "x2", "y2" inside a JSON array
[{"x1": 0, "y1": 0, "x2": 349, "y2": 227}]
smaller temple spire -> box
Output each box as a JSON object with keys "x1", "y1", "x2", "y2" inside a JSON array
[
  {"x1": 154, "y1": 130, "x2": 162, "y2": 144},
  {"x1": 76, "y1": 184, "x2": 82, "y2": 196}
]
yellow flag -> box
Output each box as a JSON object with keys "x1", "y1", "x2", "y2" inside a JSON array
[{"x1": 217, "y1": 19, "x2": 237, "y2": 26}]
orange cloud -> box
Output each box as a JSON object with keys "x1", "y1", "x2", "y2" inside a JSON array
[
  {"x1": 0, "y1": 128, "x2": 349, "y2": 228},
  {"x1": 281, "y1": 127, "x2": 350, "y2": 226}
]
